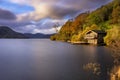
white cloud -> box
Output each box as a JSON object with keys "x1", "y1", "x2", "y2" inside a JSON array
[
  {"x1": 32, "y1": 27, "x2": 61, "y2": 34},
  {"x1": 11, "y1": 18, "x2": 66, "y2": 34}
]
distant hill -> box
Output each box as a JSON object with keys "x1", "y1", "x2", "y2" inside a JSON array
[
  {"x1": 0, "y1": 26, "x2": 27, "y2": 38},
  {"x1": 24, "y1": 33, "x2": 54, "y2": 39},
  {"x1": 0, "y1": 26, "x2": 54, "y2": 39}
]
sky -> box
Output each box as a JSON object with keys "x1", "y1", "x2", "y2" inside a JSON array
[{"x1": 0, "y1": 0, "x2": 112, "y2": 34}]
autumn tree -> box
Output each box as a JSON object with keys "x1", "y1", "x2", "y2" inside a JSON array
[{"x1": 112, "y1": 6, "x2": 120, "y2": 24}]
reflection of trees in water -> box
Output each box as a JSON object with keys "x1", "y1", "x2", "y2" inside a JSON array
[
  {"x1": 83, "y1": 40, "x2": 120, "y2": 80},
  {"x1": 83, "y1": 62, "x2": 101, "y2": 76},
  {"x1": 109, "y1": 40, "x2": 120, "y2": 65},
  {"x1": 110, "y1": 66, "x2": 120, "y2": 80},
  {"x1": 83, "y1": 45, "x2": 115, "y2": 80}
]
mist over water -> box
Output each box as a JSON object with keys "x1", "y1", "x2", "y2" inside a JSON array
[{"x1": 0, "y1": 39, "x2": 113, "y2": 80}]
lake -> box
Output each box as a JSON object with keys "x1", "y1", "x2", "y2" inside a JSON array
[{"x1": 0, "y1": 39, "x2": 113, "y2": 80}]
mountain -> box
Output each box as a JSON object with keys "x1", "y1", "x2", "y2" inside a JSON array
[
  {"x1": 0, "y1": 26, "x2": 54, "y2": 39},
  {"x1": 0, "y1": 26, "x2": 27, "y2": 38},
  {"x1": 24, "y1": 33, "x2": 54, "y2": 38}
]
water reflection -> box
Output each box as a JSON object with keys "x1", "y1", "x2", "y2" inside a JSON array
[{"x1": 0, "y1": 39, "x2": 113, "y2": 80}]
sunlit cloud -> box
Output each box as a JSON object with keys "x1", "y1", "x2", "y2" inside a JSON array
[
  {"x1": 8, "y1": 0, "x2": 111, "y2": 20},
  {"x1": 32, "y1": 27, "x2": 61, "y2": 34}
]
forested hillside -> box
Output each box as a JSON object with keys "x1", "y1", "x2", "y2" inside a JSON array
[{"x1": 50, "y1": 0, "x2": 120, "y2": 45}]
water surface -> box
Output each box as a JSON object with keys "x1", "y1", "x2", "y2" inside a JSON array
[{"x1": 0, "y1": 39, "x2": 113, "y2": 80}]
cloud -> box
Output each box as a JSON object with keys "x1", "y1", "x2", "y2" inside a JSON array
[
  {"x1": 0, "y1": 0, "x2": 112, "y2": 34},
  {"x1": 13, "y1": 18, "x2": 67, "y2": 34},
  {"x1": 32, "y1": 27, "x2": 61, "y2": 34},
  {"x1": 0, "y1": 17, "x2": 66, "y2": 34},
  {"x1": 9, "y1": 0, "x2": 112, "y2": 21},
  {"x1": 0, "y1": 8, "x2": 16, "y2": 20}
]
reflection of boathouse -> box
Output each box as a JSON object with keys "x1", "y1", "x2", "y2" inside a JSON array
[{"x1": 84, "y1": 30, "x2": 106, "y2": 45}]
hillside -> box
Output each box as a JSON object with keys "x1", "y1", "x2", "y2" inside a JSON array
[
  {"x1": 50, "y1": 0, "x2": 120, "y2": 79},
  {"x1": 50, "y1": 0, "x2": 120, "y2": 45},
  {"x1": 0, "y1": 26, "x2": 27, "y2": 38}
]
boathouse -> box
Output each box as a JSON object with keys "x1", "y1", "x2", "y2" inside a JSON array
[{"x1": 84, "y1": 30, "x2": 106, "y2": 45}]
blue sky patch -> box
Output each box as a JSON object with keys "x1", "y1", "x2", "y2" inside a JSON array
[{"x1": 0, "y1": 0, "x2": 35, "y2": 14}]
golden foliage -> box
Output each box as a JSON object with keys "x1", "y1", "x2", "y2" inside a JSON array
[{"x1": 104, "y1": 26, "x2": 120, "y2": 45}]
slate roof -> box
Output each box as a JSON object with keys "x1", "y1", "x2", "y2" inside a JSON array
[{"x1": 92, "y1": 30, "x2": 106, "y2": 34}]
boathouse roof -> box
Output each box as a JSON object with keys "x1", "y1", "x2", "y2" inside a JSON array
[{"x1": 86, "y1": 30, "x2": 106, "y2": 34}]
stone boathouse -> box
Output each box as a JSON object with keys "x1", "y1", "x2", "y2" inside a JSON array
[{"x1": 84, "y1": 30, "x2": 107, "y2": 45}]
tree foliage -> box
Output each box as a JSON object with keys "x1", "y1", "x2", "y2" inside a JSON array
[
  {"x1": 112, "y1": 6, "x2": 120, "y2": 24},
  {"x1": 50, "y1": 0, "x2": 120, "y2": 44}
]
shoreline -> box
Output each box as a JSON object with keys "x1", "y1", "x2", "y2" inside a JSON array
[{"x1": 52, "y1": 40, "x2": 106, "y2": 46}]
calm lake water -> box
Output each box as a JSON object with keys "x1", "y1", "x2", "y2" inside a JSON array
[{"x1": 0, "y1": 39, "x2": 113, "y2": 80}]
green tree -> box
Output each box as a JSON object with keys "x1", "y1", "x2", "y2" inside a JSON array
[{"x1": 112, "y1": 6, "x2": 120, "y2": 24}]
